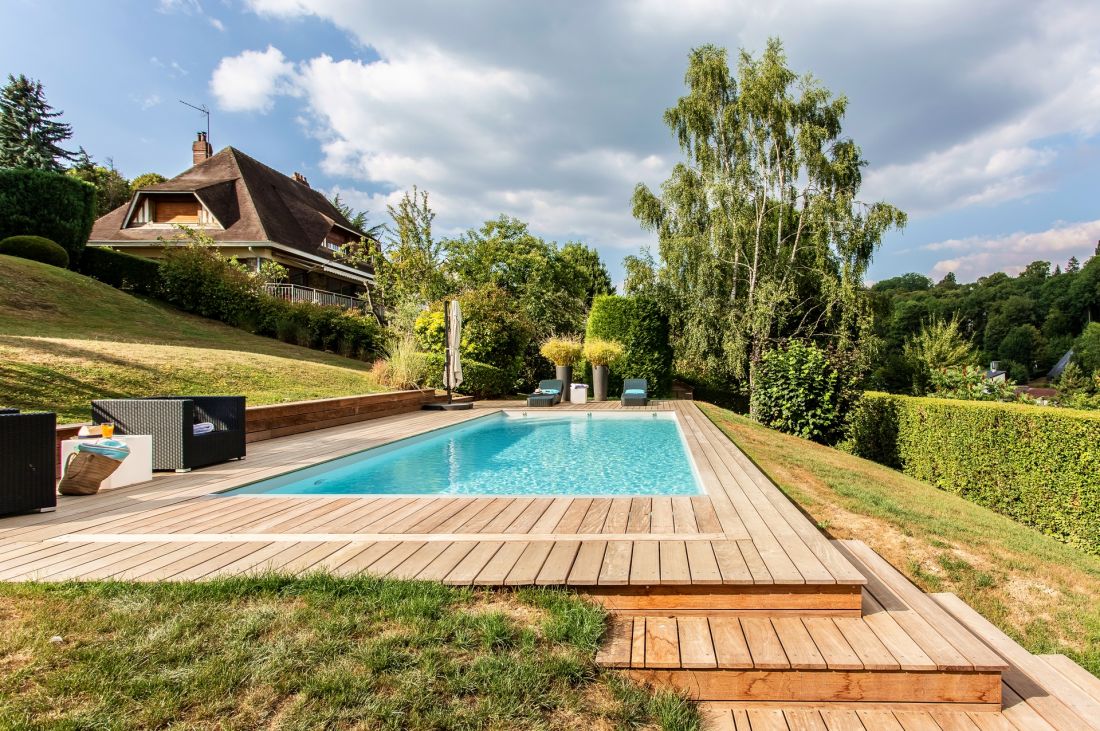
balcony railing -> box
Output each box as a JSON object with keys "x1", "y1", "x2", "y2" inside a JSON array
[{"x1": 263, "y1": 283, "x2": 364, "y2": 310}]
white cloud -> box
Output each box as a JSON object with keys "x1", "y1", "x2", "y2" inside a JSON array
[
  {"x1": 208, "y1": 17, "x2": 225, "y2": 31},
  {"x1": 230, "y1": 0, "x2": 1100, "y2": 275},
  {"x1": 210, "y1": 46, "x2": 296, "y2": 113},
  {"x1": 926, "y1": 220, "x2": 1100, "y2": 279}
]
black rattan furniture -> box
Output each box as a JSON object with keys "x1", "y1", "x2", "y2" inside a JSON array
[
  {"x1": 0, "y1": 410, "x2": 57, "y2": 515},
  {"x1": 526, "y1": 379, "x2": 564, "y2": 407},
  {"x1": 92, "y1": 397, "x2": 246, "y2": 472},
  {"x1": 621, "y1": 379, "x2": 649, "y2": 407}
]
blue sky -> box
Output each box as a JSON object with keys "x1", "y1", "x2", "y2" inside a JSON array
[{"x1": 4, "y1": 0, "x2": 1100, "y2": 285}]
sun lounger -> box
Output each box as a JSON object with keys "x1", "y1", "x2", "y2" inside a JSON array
[
  {"x1": 621, "y1": 379, "x2": 649, "y2": 406},
  {"x1": 527, "y1": 379, "x2": 564, "y2": 407}
]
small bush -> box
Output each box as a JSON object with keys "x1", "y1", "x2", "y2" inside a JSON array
[
  {"x1": 78, "y1": 247, "x2": 161, "y2": 294},
  {"x1": 539, "y1": 336, "x2": 583, "y2": 366},
  {"x1": 582, "y1": 337, "x2": 624, "y2": 367},
  {"x1": 378, "y1": 337, "x2": 430, "y2": 389},
  {"x1": 751, "y1": 340, "x2": 852, "y2": 443},
  {"x1": 422, "y1": 353, "x2": 512, "y2": 398},
  {"x1": 585, "y1": 294, "x2": 672, "y2": 396},
  {"x1": 0, "y1": 235, "x2": 69, "y2": 268},
  {"x1": 0, "y1": 168, "x2": 96, "y2": 263},
  {"x1": 846, "y1": 392, "x2": 1100, "y2": 554}
]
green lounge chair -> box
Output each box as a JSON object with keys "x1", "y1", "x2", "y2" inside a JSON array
[
  {"x1": 621, "y1": 379, "x2": 648, "y2": 406},
  {"x1": 527, "y1": 379, "x2": 564, "y2": 407}
]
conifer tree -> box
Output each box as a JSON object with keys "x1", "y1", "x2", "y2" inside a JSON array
[{"x1": 0, "y1": 74, "x2": 76, "y2": 170}]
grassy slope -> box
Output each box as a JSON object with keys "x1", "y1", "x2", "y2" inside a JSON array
[
  {"x1": 0, "y1": 577, "x2": 697, "y2": 730},
  {"x1": 700, "y1": 402, "x2": 1100, "y2": 677},
  {"x1": 0, "y1": 255, "x2": 385, "y2": 422}
]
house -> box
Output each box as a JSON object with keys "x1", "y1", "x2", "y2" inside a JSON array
[
  {"x1": 87, "y1": 132, "x2": 375, "y2": 309},
  {"x1": 984, "y1": 361, "x2": 1007, "y2": 383},
  {"x1": 1048, "y1": 349, "x2": 1073, "y2": 380}
]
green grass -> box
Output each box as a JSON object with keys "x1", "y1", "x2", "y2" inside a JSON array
[
  {"x1": 699, "y1": 402, "x2": 1100, "y2": 678},
  {"x1": 0, "y1": 255, "x2": 386, "y2": 422},
  {"x1": 0, "y1": 575, "x2": 699, "y2": 730}
]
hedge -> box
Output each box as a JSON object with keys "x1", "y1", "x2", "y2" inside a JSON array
[
  {"x1": 0, "y1": 235, "x2": 69, "y2": 268},
  {"x1": 421, "y1": 352, "x2": 512, "y2": 398},
  {"x1": 0, "y1": 168, "x2": 96, "y2": 264},
  {"x1": 846, "y1": 392, "x2": 1100, "y2": 554},
  {"x1": 79, "y1": 247, "x2": 162, "y2": 295},
  {"x1": 585, "y1": 294, "x2": 672, "y2": 396}
]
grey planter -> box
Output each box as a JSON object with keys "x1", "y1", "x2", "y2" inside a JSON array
[
  {"x1": 555, "y1": 365, "x2": 574, "y2": 399},
  {"x1": 592, "y1": 365, "x2": 609, "y2": 401}
]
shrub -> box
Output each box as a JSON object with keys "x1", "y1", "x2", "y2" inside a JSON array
[
  {"x1": 1074, "y1": 322, "x2": 1100, "y2": 375},
  {"x1": 582, "y1": 337, "x2": 624, "y2": 367},
  {"x1": 928, "y1": 365, "x2": 1017, "y2": 401},
  {"x1": 585, "y1": 294, "x2": 672, "y2": 395},
  {"x1": 159, "y1": 241, "x2": 262, "y2": 324},
  {"x1": 750, "y1": 340, "x2": 850, "y2": 443},
  {"x1": 0, "y1": 168, "x2": 96, "y2": 263},
  {"x1": 379, "y1": 337, "x2": 431, "y2": 389},
  {"x1": 846, "y1": 392, "x2": 1100, "y2": 554},
  {"x1": 78, "y1": 246, "x2": 161, "y2": 295},
  {"x1": 539, "y1": 336, "x2": 583, "y2": 366},
  {"x1": 0, "y1": 235, "x2": 69, "y2": 268},
  {"x1": 421, "y1": 353, "x2": 512, "y2": 398}
]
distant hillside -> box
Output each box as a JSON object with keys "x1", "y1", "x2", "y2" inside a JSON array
[{"x1": 0, "y1": 255, "x2": 386, "y2": 422}]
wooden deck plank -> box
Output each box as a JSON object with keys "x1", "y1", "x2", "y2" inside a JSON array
[
  {"x1": 602, "y1": 499, "x2": 632, "y2": 534},
  {"x1": 473, "y1": 541, "x2": 527, "y2": 585},
  {"x1": 832, "y1": 616, "x2": 900, "y2": 671},
  {"x1": 677, "y1": 616, "x2": 718, "y2": 669},
  {"x1": 629, "y1": 540, "x2": 660, "y2": 585},
  {"x1": 598, "y1": 540, "x2": 633, "y2": 586},
  {"x1": 740, "y1": 616, "x2": 790, "y2": 669},
  {"x1": 415, "y1": 542, "x2": 477, "y2": 582},
  {"x1": 772, "y1": 616, "x2": 827, "y2": 669},
  {"x1": 444, "y1": 541, "x2": 503, "y2": 585},
  {"x1": 709, "y1": 617, "x2": 753, "y2": 668},
  {"x1": 685, "y1": 540, "x2": 723, "y2": 584},
  {"x1": 568, "y1": 541, "x2": 607, "y2": 585},
  {"x1": 803, "y1": 617, "x2": 864, "y2": 670},
  {"x1": 535, "y1": 541, "x2": 580, "y2": 585},
  {"x1": 504, "y1": 541, "x2": 553, "y2": 586},
  {"x1": 659, "y1": 540, "x2": 692, "y2": 584},
  {"x1": 595, "y1": 615, "x2": 633, "y2": 668},
  {"x1": 643, "y1": 616, "x2": 680, "y2": 669}
]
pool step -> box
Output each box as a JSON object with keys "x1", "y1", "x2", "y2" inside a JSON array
[{"x1": 581, "y1": 583, "x2": 862, "y2": 615}]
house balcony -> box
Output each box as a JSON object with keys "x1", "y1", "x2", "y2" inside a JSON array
[{"x1": 263, "y1": 283, "x2": 364, "y2": 310}]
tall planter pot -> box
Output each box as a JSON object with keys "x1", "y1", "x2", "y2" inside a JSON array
[
  {"x1": 555, "y1": 365, "x2": 573, "y2": 401},
  {"x1": 592, "y1": 364, "x2": 609, "y2": 402}
]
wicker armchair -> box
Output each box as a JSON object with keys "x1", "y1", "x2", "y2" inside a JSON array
[
  {"x1": 92, "y1": 397, "x2": 246, "y2": 472},
  {"x1": 0, "y1": 410, "x2": 57, "y2": 515}
]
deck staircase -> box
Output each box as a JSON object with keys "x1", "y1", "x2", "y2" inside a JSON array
[{"x1": 595, "y1": 539, "x2": 1100, "y2": 728}]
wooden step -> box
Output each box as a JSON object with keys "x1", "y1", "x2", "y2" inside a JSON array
[
  {"x1": 698, "y1": 700, "x2": 1052, "y2": 730},
  {"x1": 596, "y1": 614, "x2": 1002, "y2": 703},
  {"x1": 934, "y1": 592, "x2": 1100, "y2": 731},
  {"x1": 582, "y1": 583, "x2": 862, "y2": 615}
]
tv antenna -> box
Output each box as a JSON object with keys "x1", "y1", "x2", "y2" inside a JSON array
[{"x1": 179, "y1": 99, "x2": 210, "y2": 140}]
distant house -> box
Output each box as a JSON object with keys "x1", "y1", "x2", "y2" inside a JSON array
[
  {"x1": 984, "y1": 361, "x2": 1007, "y2": 383},
  {"x1": 88, "y1": 132, "x2": 375, "y2": 309}
]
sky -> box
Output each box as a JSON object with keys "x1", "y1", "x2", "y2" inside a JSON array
[{"x1": 3, "y1": 0, "x2": 1100, "y2": 285}]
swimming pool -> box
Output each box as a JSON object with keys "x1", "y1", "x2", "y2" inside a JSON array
[{"x1": 222, "y1": 411, "x2": 703, "y2": 497}]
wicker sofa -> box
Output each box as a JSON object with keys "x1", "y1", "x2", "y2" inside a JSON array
[
  {"x1": 92, "y1": 397, "x2": 246, "y2": 472},
  {"x1": 0, "y1": 410, "x2": 57, "y2": 515}
]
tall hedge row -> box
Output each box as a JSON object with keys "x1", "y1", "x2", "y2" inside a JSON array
[
  {"x1": 847, "y1": 392, "x2": 1100, "y2": 554},
  {"x1": 585, "y1": 294, "x2": 673, "y2": 396},
  {"x1": 0, "y1": 168, "x2": 96, "y2": 263}
]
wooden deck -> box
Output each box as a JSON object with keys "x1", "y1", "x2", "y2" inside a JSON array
[{"x1": 0, "y1": 401, "x2": 862, "y2": 610}]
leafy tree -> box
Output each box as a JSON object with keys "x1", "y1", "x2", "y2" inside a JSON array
[
  {"x1": 631, "y1": 40, "x2": 905, "y2": 399},
  {"x1": 130, "y1": 172, "x2": 166, "y2": 192},
  {"x1": 1067, "y1": 256, "x2": 1081, "y2": 274},
  {"x1": 998, "y1": 324, "x2": 1044, "y2": 377},
  {"x1": 556, "y1": 241, "x2": 614, "y2": 303},
  {"x1": 1057, "y1": 360, "x2": 1089, "y2": 395},
  {"x1": 385, "y1": 186, "x2": 448, "y2": 309},
  {"x1": 873, "y1": 273, "x2": 932, "y2": 294},
  {"x1": 936, "y1": 272, "x2": 958, "y2": 289},
  {"x1": 0, "y1": 74, "x2": 76, "y2": 170},
  {"x1": 1074, "y1": 322, "x2": 1100, "y2": 375},
  {"x1": 66, "y1": 150, "x2": 131, "y2": 216},
  {"x1": 329, "y1": 192, "x2": 386, "y2": 238},
  {"x1": 903, "y1": 315, "x2": 973, "y2": 393}
]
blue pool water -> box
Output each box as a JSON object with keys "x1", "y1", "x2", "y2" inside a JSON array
[{"x1": 223, "y1": 412, "x2": 703, "y2": 497}]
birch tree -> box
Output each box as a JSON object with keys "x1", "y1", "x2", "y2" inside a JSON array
[{"x1": 632, "y1": 40, "x2": 905, "y2": 395}]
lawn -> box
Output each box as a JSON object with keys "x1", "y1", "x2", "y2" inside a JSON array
[
  {"x1": 700, "y1": 402, "x2": 1100, "y2": 677},
  {"x1": 0, "y1": 255, "x2": 387, "y2": 422},
  {"x1": 0, "y1": 576, "x2": 697, "y2": 730}
]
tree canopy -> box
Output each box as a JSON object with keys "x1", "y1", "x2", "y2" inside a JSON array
[
  {"x1": 0, "y1": 74, "x2": 76, "y2": 171},
  {"x1": 630, "y1": 40, "x2": 905, "y2": 393}
]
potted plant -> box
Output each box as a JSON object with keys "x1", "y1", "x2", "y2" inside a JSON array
[
  {"x1": 540, "y1": 336, "x2": 584, "y2": 392},
  {"x1": 583, "y1": 338, "x2": 625, "y2": 401}
]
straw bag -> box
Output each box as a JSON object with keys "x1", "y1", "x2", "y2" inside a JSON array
[{"x1": 58, "y1": 451, "x2": 123, "y2": 496}]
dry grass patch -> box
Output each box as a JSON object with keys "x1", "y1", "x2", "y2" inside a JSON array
[{"x1": 699, "y1": 402, "x2": 1100, "y2": 677}]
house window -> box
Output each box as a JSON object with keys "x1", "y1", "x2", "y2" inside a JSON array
[
  {"x1": 321, "y1": 239, "x2": 342, "y2": 253},
  {"x1": 153, "y1": 198, "x2": 200, "y2": 223}
]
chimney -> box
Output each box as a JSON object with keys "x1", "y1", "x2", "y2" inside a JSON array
[
  {"x1": 192, "y1": 131, "x2": 212, "y2": 164},
  {"x1": 990, "y1": 361, "x2": 1000, "y2": 372},
  {"x1": 292, "y1": 172, "x2": 310, "y2": 188}
]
